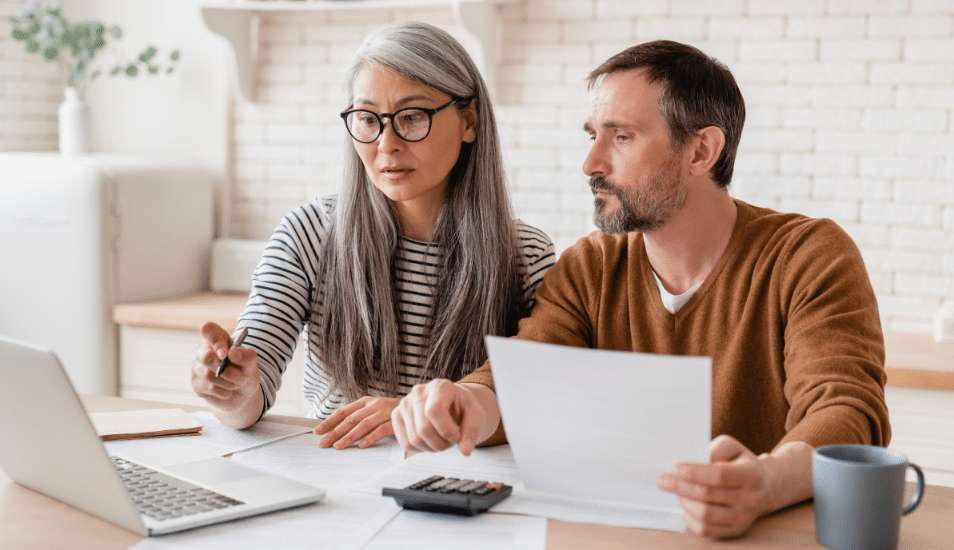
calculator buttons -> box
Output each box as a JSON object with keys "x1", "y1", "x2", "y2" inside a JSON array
[{"x1": 382, "y1": 476, "x2": 513, "y2": 515}]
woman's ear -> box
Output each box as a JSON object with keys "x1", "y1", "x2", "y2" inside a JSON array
[
  {"x1": 461, "y1": 100, "x2": 478, "y2": 144},
  {"x1": 689, "y1": 126, "x2": 726, "y2": 177}
]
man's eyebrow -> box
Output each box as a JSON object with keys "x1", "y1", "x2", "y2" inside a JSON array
[{"x1": 583, "y1": 120, "x2": 632, "y2": 133}]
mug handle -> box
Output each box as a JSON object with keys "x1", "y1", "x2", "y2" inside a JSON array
[{"x1": 903, "y1": 463, "x2": 926, "y2": 515}]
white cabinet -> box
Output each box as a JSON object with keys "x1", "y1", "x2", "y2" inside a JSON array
[
  {"x1": 0, "y1": 153, "x2": 212, "y2": 396},
  {"x1": 886, "y1": 386, "x2": 954, "y2": 488},
  {"x1": 113, "y1": 293, "x2": 312, "y2": 417}
]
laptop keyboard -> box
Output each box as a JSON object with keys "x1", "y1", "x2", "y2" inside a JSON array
[{"x1": 111, "y1": 456, "x2": 244, "y2": 521}]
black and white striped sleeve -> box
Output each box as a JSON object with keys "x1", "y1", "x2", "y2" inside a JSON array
[
  {"x1": 516, "y1": 221, "x2": 556, "y2": 310},
  {"x1": 235, "y1": 198, "x2": 331, "y2": 416}
]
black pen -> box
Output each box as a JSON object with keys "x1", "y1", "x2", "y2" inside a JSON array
[{"x1": 215, "y1": 327, "x2": 248, "y2": 377}]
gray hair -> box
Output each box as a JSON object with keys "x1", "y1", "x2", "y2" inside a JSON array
[{"x1": 316, "y1": 21, "x2": 524, "y2": 400}]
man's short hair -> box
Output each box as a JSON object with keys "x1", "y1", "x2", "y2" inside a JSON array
[{"x1": 587, "y1": 40, "x2": 745, "y2": 188}]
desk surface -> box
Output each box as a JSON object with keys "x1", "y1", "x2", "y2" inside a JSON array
[{"x1": 2, "y1": 395, "x2": 952, "y2": 550}]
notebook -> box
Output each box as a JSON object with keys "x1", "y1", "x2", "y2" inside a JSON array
[{"x1": 0, "y1": 336, "x2": 325, "y2": 536}]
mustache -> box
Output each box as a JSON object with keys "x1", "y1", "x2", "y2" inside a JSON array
[{"x1": 589, "y1": 176, "x2": 617, "y2": 193}]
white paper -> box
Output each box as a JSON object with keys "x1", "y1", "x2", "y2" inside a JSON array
[
  {"x1": 485, "y1": 336, "x2": 711, "y2": 531},
  {"x1": 130, "y1": 492, "x2": 400, "y2": 550},
  {"x1": 352, "y1": 444, "x2": 523, "y2": 497},
  {"x1": 363, "y1": 509, "x2": 547, "y2": 550},
  {"x1": 229, "y1": 433, "x2": 404, "y2": 492},
  {"x1": 104, "y1": 411, "x2": 311, "y2": 457},
  {"x1": 494, "y1": 484, "x2": 685, "y2": 531}
]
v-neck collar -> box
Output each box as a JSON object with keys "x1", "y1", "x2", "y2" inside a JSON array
[{"x1": 631, "y1": 199, "x2": 752, "y2": 325}]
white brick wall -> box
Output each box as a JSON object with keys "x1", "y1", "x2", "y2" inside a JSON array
[
  {"x1": 3, "y1": 0, "x2": 948, "y2": 336},
  {"x1": 0, "y1": 0, "x2": 60, "y2": 151},
  {"x1": 224, "y1": 0, "x2": 954, "y2": 335}
]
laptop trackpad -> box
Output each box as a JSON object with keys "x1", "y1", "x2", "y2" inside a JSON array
[{"x1": 167, "y1": 458, "x2": 264, "y2": 485}]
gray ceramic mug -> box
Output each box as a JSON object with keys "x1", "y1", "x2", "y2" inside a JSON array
[{"x1": 812, "y1": 444, "x2": 925, "y2": 550}]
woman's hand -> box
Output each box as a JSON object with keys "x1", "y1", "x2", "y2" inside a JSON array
[
  {"x1": 191, "y1": 321, "x2": 262, "y2": 428},
  {"x1": 314, "y1": 396, "x2": 400, "y2": 449}
]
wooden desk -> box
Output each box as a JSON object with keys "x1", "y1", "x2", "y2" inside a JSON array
[{"x1": 2, "y1": 396, "x2": 952, "y2": 550}]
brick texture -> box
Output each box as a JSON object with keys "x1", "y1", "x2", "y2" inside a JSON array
[
  {"x1": 228, "y1": 0, "x2": 954, "y2": 335},
  {"x1": 0, "y1": 0, "x2": 60, "y2": 151},
  {"x1": 3, "y1": 0, "x2": 952, "y2": 335}
]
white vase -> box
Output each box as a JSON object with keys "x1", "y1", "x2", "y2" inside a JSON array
[{"x1": 58, "y1": 87, "x2": 92, "y2": 155}]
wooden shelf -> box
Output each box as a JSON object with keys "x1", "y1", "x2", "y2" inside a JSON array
[
  {"x1": 201, "y1": 0, "x2": 519, "y2": 100},
  {"x1": 114, "y1": 294, "x2": 954, "y2": 393},
  {"x1": 112, "y1": 292, "x2": 247, "y2": 332},
  {"x1": 884, "y1": 332, "x2": 954, "y2": 391}
]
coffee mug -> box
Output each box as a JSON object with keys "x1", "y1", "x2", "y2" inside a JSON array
[{"x1": 812, "y1": 444, "x2": 925, "y2": 550}]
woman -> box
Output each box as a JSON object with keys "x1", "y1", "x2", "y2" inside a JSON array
[{"x1": 190, "y1": 21, "x2": 555, "y2": 449}]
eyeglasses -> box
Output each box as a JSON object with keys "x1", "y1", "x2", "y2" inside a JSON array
[{"x1": 340, "y1": 98, "x2": 461, "y2": 144}]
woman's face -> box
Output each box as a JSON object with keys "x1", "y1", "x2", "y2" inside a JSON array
[{"x1": 348, "y1": 65, "x2": 477, "y2": 219}]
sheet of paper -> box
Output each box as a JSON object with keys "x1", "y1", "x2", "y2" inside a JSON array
[
  {"x1": 104, "y1": 411, "x2": 310, "y2": 457},
  {"x1": 352, "y1": 444, "x2": 523, "y2": 497},
  {"x1": 229, "y1": 433, "x2": 404, "y2": 492},
  {"x1": 363, "y1": 509, "x2": 547, "y2": 550},
  {"x1": 130, "y1": 492, "x2": 401, "y2": 550},
  {"x1": 485, "y1": 336, "x2": 711, "y2": 531},
  {"x1": 494, "y1": 483, "x2": 685, "y2": 531}
]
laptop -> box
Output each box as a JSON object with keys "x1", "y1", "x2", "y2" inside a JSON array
[{"x1": 0, "y1": 336, "x2": 325, "y2": 536}]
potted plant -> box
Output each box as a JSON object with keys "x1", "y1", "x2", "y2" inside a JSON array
[{"x1": 8, "y1": 1, "x2": 181, "y2": 155}]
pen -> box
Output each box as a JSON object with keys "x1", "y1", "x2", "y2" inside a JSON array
[{"x1": 215, "y1": 327, "x2": 248, "y2": 377}]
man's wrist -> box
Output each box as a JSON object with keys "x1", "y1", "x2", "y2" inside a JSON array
[
  {"x1": 756, "y1": 441, "x2": 814, "y2": 517},
  {"x1": 458, "y1": 382, "x2": 500, "y2": 446}
]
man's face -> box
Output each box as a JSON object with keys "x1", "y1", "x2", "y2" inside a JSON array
[{"x1": 582, "y1": 70, "x2": 687, "y2": 234}]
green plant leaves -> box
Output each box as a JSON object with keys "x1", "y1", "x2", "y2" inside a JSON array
[
  {"x1": 9, "y1": 1, "x2": 181, "y2": 87},
  {"x1": 138, "y1": 46, "x2": 157, "y2": 63}
]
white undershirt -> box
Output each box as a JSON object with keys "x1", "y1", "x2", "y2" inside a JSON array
[{"x1": 652, "y1": 270, "x2": 703, "y2": 314}]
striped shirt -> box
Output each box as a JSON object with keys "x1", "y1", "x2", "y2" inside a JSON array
[{"x1": 238, "y1": 196, "x2": 556, "y2": 420}]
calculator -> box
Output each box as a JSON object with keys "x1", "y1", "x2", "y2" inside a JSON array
[{"x1": 382, "y1": 475, "x2": 513, "y2": 516}]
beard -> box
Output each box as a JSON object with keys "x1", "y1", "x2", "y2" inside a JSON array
[{"x1": 590, "y1": 152, "x2": 687, "y2": 234}]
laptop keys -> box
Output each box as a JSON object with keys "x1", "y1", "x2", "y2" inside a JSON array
[{"x1": 112, "y1": 456, "x2": 244, "y2": 521}]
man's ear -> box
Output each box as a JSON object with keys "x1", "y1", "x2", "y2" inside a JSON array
[
  {"x1": 461, "y1": 100, "x2": 478, "y2": 144},
  {"x1": 688, "y1": 126, "x2": 725, "y2": 177}
]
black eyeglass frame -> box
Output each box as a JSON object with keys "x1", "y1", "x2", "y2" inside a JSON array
[{"x1": 340, "y1": 98, "x2": 463, "y2": 144}]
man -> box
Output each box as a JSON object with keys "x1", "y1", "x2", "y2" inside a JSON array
[{"x1": 390, "y1": 40, "x2": 889, "y2": 539}]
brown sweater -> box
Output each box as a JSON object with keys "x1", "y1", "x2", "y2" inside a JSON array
[{"x1": 463, "y1": 200, "x2": 890, "y2": 454}]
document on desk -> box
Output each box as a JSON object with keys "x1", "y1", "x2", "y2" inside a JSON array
[
  {"x1": 485, "y1": 336, "x2": 712, "y2": 532},
  {"x1": 104, "y1": 411, "x2": 311, "y2": 457},
  {"x1": 364, "y1": 509, "x2": 546, "y2": 550},
  {"x1": 346, "y1": 446, "x2": 544, "y2": 550},
  {"x1": 130, "y1": 491, "x2": 401, "y2": 550},
  {"x1": 352, "y1": 443, "x2": 523, "y2": 497},
  {"x1": 229, "y1": 432, "x2": 404, "y2": 492}
]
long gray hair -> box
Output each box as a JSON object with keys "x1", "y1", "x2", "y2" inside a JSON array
[{"x1": 316, "y1": 21, "x2": 525, "y2": 401}]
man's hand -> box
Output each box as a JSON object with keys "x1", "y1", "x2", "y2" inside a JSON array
[
  {"x1": 657, "y1": 435, "x2": 814, "y2": 539},
  {"x1": 391, "y1": 379, "x2": 500, "y2": 455},
  {"x1": 314, "y1": 396, "x2": 400, "y2": 449},
  {"x1": 191, "y1": 321, "x2": 262, "y2": 428},
  {"x1": 656, "y1": 435, "x2": 766, "y2": 539}
]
